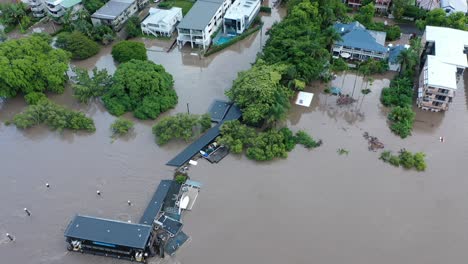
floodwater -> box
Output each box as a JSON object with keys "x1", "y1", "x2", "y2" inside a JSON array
[{"x1": 2, "y1": 5, "x2": 468, "y2": 264}]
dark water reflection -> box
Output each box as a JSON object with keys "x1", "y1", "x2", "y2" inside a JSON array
[{"x1": 2, "y1": 5, "x2": 468, "y2": 264}]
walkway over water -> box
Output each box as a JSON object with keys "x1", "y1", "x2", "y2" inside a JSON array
[{"x1": 166, "y1": 102, "x2": 241, "y2": 167}]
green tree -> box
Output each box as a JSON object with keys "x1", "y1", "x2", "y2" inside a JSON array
[
  {"x1": 110, "y1": 118, "x2": 134, "y2": 137},
  {"x1": 217, "y1": 120, "x2": 257, "y2": 153},
  {"x1": 152, "y1": 113, "x2": 211, "y2": 145},
  {"x1": 226, "y1": 62, "x2": 292, "y2": 125},
  {"x1": 71, "y1": 67, "x2": 113, "y2": 103},
  {"x1": 392, "y1": 0, "x2": 410, "y2": 20},
  {"x1": 56, "y1": 31, "x2": 100, "y2": 59},
  {"x1": 355, "y1": 3, "x2": 375, "y2": 26},
  {"x1": 10, "y1": 99, "x2": 95, "y2": 132},
  {"x1": 92, "y1": 24, "x2": 115, "y2": 45},
  {"x1": 388, "y1": 106, "x2": 415, "y2": 138},
  {"x1": 0, "y1": 30, "x2": 7, "y2": 42},
  {"x1": 416, "y1": 8, "x2": 447, "y2": 30},
  {"x1": 1, "y1": 3, "x2": 27, "y2": 28},
  {"x1": 413, "y1": 152, "x2": 427, "y2": 171},
  {"x1": 0, "y1": 34, "x2": 70, "y2": 99},
  {"x1": 24, "y1": 92, "x2": 47, "y2": 105},
  {"x1": 82, "y1": 0, "x2": 106, "y2": 13},
  {"x1": 111, "y1": 41, "x2": 147, "y2": 63},
  {"x1": 102, "y1": 60, "x2": 177, "y2": 119},
  {"x1": 398, "y1": 149, "x2": 415, "y2": 169},
  {"x1": 126, "y1": 16, "x2": 141, "y2": 38}
]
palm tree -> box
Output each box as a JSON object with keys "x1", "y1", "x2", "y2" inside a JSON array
[
  {"x1": 397, "y1": 49, "x2": 412, "y2": 75},
  {"x1": 322, "y1": 26, "x2": 342, "y2": 49}
]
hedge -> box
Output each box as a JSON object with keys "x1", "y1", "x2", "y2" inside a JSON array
[{"x1": 204, "y1": 23, "x2": 263, "y2": 57}]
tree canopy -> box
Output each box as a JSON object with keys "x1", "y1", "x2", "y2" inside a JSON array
[
  {"x1": 9, "y1": 98, "x2": 95, "y2": 132},
  {"x1": 56, "y1": 31, "x2": 100, "y2": 60},
  {"x1": 126, "y1": 16, "x2": 141, "y2": 38},
  {"x1": 226, "y1": 62, "x2": 292, "y2": 125},
  {"x1": 71, "y1": 67, "x2": 113, "y2": 103},
  {"x1": 0, "y1": 34, "x2": 70, "y2": 99},
  {"x1": 111, "y1": 41, "x2": 148, "y2": 63},
  {"x1": 416, "y1": 9, "x2": 468, "y2": 31},
  {"x1": 152, "y1": 113, "x2": 211, "y2": 145},
  {"x1": 102, "y1": 60, "x2": 177, "y2": 119},
  {"x1": 110, "y1": 117, "x2": 134, "y2": 137}
]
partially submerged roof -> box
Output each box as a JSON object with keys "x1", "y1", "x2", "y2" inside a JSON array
[
  {"x1": 60, "y1": 0, "x2": 81, "y2": 8},
  {"x1": 64, "y1": 215, "x2": 152, "y2": 249},
  {"x1": 208, "y1": 100, "x2": 231, "y2": 122},
  {"x1": 425, "y1": 26, "x2": 468, "y2": 68},
  {"x1": 426, "y1": 55, "x2": 458, "y2": 90},
  {"x1": 139, "y1": 180, "x2": 173, "y2": 225},
  {"x1": 91, "y1": 0, "x2": 134, "y2": 20},
  {"x1": 177, "y1": 0, "x2": 221, "y2": 30},
  {"x1": 334, "y1": 21, "x2": 387, "y2": 53},
  {"x1": 165, "y1": 231, "x2": 190, "y2": 255},
  {"x1": 156, "y1": 215, "x2": 183, "y2": 235}
]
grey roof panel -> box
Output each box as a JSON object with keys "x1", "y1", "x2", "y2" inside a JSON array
[
  {"x1": 64, "y1": 215, "x2": 152, "y2": 249},
  {"x1": 91, "y1": 0, "x2": 134, "y2": 20},
  {"x1": 139, "y1": 180, "x2": 173, "y2": 225},
  {"x1": 177, "y1": 1, "x2": 221, "y2": 30}
]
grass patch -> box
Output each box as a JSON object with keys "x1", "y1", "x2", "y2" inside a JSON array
[{"x1": 159, "y1": 0, "x2": 194, "y2": 15}]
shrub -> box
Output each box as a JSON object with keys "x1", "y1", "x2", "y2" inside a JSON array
[
  {"x1": 111, "y1": 118, "x2": 134, "y2": 137},
  {"x1": 92, "y1": 25, "x2": 115, "y2": 45},
  {"x1": 102, "y1": 60, "x2": 176, "y2": 119},
  {"x1": 260, "y1": 6, "x2": 272, "y2": 13},
  {"x1": 330, "y1": 58, "x2": 348, "y2": 72},
  {"x1": 403, "y1": 5, "x2": 427, "y2": 20},
  {"x1": 111, "y1": 41, "x2": 147, "y2": 63},
  {"x1": 217, "y1": 120, "x2": 257, "y2": 154},
  {"x1": 385, "y1": 25, "x2": 401, "y2": 41},
  {"x1": 175, "y1": 174, "x2": 188, "y2": 184},
  {"x1": 126, "y1": 16, "x2": 141, "y2": 38},
  {"x1": 413, "y1": 152, "x2": 427, "y2": 171},
  {"x1": 11, "y1": 99, "x2": 95, "y2": 132},
  {"x1": 389, "y1": 155, "x2": 400, "y2": 166},
  {"x1": 56, "y1": 31, "x2": 100, "y2": 60},
  {"x1": 388, "y1": 106, "x2": 415, "y2": 138},
  {"x1": 295, "y1": 130, "x2": 318, "y2": 149},
  {"x1": 24, "y1": 92, "x2": 47, "y2": 105},
  {"x1": 399, "y1": 149, "x2": 415, "y2": 169},
  {"x1": 359, "y1": 59, "x2": 388, "y2": 75},
  {"x1": 158, "y1": 2, "x2": 172, "y2": 9},
  {"x1": 152, "y1": 113, "x2": 211, "y2": 145},
  {"x1": 380, "y1": 77, "x2": 413, "y2": 107}
]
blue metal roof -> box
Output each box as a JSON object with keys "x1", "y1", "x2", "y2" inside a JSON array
[
  {"x1": 157, "y1": 215, "x2": 183, "y2": 236},
  {"x1": 334, "y1": 22, "x2": 387, "y2": 53},
  {"x1": 208, "y1": 100, "x2": 231, "y2": 123},
  {"x1": 139, "y1": 180, "x2": 173, "y2": 226},
  {"x1": 64, "y1": 215, "x2": 152, "y2": 249},
  {"x1": 165, "y1": 231, "x2": 190, "y2": 256},
  {"x1": 389, "y1": 45, "x2": 406, "y2": 63}
]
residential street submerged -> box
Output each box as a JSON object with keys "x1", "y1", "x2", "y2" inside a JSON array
[{"x1": 1, "y1": 5, "x2": 468, "y2": 264}]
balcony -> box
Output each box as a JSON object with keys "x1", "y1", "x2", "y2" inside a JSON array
[
  {"x1": 32, "y1": 11, "x2": 46, "y2": 17},
  {"x1": 426, "y1": 87, "x2": 454, "y2": 97},
  {"x1": 31, "y1": 6, "x2": 45, "y2": 11}
]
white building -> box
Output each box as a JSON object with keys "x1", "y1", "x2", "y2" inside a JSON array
[
  {"x1": 177, "y1": 0, "x2": 233, "y2": 49},
  {"x1": 44, "y1": 0, "x2": 82, "y2": 18},
  {"x1": 91, "y1": 0, "x2": 138, "y2": 31},
  {"x1": 223, "y1": 0, "x2": 260, "y2": 35},
  {"x1": 440, "y1": 0, "x2": 467, "y2": 14},
  {"x1": 416, "y1": 0, "x2": 441, "y2": 10},
  {"x1": 417, "y1": 26, "x2": 468, "y2": 111},
  {"x1": 141, "y1": 7, "x2": 182, "y2": 37},
  {"x1": 27, "y1": 0, "x2": 47, "y2": 18}
]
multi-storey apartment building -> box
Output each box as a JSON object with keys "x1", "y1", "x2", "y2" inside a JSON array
[{"x1": 417, "y1": 26, "x2": 468, "y2": 111}]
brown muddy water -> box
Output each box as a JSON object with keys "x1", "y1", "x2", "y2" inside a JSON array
[{"x1": 2, "y1": 6, "x2": 468, "y2": 264}]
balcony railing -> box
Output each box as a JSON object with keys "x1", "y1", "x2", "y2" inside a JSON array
[{"x1": 426, "y1": 87, "x2": 454, "y2": 97}]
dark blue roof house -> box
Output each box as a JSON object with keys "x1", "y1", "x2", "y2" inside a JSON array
[
  {"x1": 388, "y1": 45, "x2": 408, "y2": 72},
  {"x1": 332, "y1": 21, "x2": 388, "y2": 61}
]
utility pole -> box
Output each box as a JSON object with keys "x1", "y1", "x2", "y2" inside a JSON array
[{"x1": 186, "y1": 103, "x2": 190, "y2": 114}]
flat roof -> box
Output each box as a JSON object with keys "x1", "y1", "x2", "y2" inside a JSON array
[
  {"x1": 425, "y1": 26, "x2": 468, "y2": 68},
  {"x1": 142, "y1": 7, "x2": 182, "y2": 26},
  {"x1": 139, "y1": 180, "x2": 173, "y2": 225},
  {"x1": 177, "y1": 0, "x2": 221, "y2": 30},
  {"x1": 91, "y1": 0, "x2": 134, "y2": 20},
  {"x1": 64, "y1": 215, "x2": 152, "y2": 249},
  {"x1": 157, "y1": 215, "x2": 183, "y2": 235},
  {"x1": 224, "y1": 0, "x2": 260, "y2": 20},
  {"x1": 60, "y1": 0, "x2": 81, "y2": 8},
  {"x1": 426, "y1": 55, "x2": 458, "y2": 90}
]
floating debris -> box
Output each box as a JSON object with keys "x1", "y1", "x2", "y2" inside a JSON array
[
  {"x1": 336, "y1": 94, "x2": 356, "y2": 105},
  {"x1": 363, "y1": 132, "x2": 384, "y2": 151},
  {"x1": 337, "y1": 148, "x2": 349, "y2": 155},
  {"x1": 24, "y1": 208, "x2": 31, "y2": 216}
]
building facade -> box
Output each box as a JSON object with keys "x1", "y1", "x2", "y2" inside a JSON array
[
  {"x1": 417, "y1": 26, "x2": 468, "y2": 111},
  {"x1": 223, "y1": 0, "x2": 260, "y2": 35},
  {"x1": 44, "y1": 0, "x2": 82, "y2": 18},
  {"x1": 332, "y1": 22, "x2": 388, "y2": 61},
  {"x1": 141, "y1": 7, "x2": 182, "y2": 37},
  {"x1": 91, "y1": 0, "x2": 138, "y2": 31},
  {"x1": 176, "y1": 0, "x2": 233, "y2": 49}
]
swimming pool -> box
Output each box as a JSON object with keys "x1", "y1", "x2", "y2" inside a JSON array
[{"x1": 214, "y1": 35, "x2": 234, "y2": 46}]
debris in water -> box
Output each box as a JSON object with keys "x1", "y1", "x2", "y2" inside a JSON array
[
  {"x1": 24, "y1": 208, "x2": 31, "y2": 216},
  {"x1": 336, "y1": 94, "x2": 356, "y2": 105},
  {"x1": 6, "y1": 233, "x2": 14, "y2": 241},
  {"x1": 363, "y1": 132, "x2": 384, "y2": 151},
  {"x1": 337, "y1": 148, "x2": 349, "y2": 155}
]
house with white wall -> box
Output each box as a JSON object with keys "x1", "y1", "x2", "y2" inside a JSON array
[
  {"x1": 91, "y1": 0, "x2": 138, "y2": 31},
  {"x1": 440, "y1": 0, "x2": 467, "y2": 14},
  {"x1": 223, "y1": 0, "x2": 260, "y2": 35},
  {"x1": 141, "y1": 7, "x2": 182, "y2": 37},
  {"x1": 44, "y1": 0, "x2": 82, "y2": 18},
  {"x1": 176, "y1": 0, "x2": 232, "y2": 49},
  {"x1": 417, "y1": 26, "x2": 468, "y2": 112}
]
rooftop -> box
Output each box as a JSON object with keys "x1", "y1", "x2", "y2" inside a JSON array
[
  {"x1": 139, "y1": 180, "x2": 173, "y2": 225},
  {"x1": 425, "y1": 26, "x2": 468, "y2": 68},
  {"x1": 388, "y1": 45, "x2": 407, "y2": 64},
  {"x1": 177, "y1": 0, "x2": 222, "y2": 30},
  {"x1": 441, "y1": 0, "x2": 467, "y2": 12},
  {"x1": 60, "y1": 0, "x2": 81, "y2": 8},
  {"x1": 334, "y1": 22, "x2": 387, "y2": 53},
  {"x1": 64, "y1": 215, "x2": 152, "y2": 249},
  {"x1": 91, "y1": 0, "x2": 134, "y2": 20},
  {"x1": 142, "y1": 7, "x2": 182, "y2": 26},
  {"x1": 224, "y1": 0, "x2": 260, "y2": 20},
  {"x1": 426, "y1": 55, "x2": 458, "y2": 90}
]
